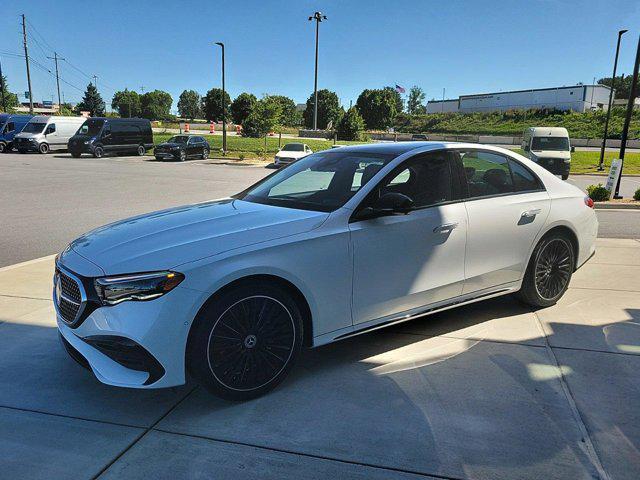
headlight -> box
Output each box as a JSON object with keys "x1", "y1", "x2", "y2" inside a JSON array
[{"x1": 94, "y1": 271, "x2": 184, "y2": 306}]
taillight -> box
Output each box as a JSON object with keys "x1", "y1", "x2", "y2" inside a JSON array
[{"x1": 584, "y1": 196, "x2": 595, "y2": 209}]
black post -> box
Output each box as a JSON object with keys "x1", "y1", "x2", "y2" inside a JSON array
[
  {"x1": 614, "y1": 34, "x2": 640, "y2": 199},
  {"x1": 598, "y1": 29, "x2": 628, "y2": 171},
  {"x1": 0, "y1": 57, "x2": 6, "y2": 112},
  {"x1": 21, "y1": 14, "x2": 34, "y2": 114},
  {"x1": 309, "y1": 12, "x2": 326, "y2": 131},
  {"x1": 215, "y1": 42, "x2": 226, "y2": 155}
]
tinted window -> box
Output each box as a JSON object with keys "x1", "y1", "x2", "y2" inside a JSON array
[
  {"x1": 46, "y1": 124, "x2": 56, "y2": 134},
  {"x1": 5, "y1": 122, "x2": 15, "y2": 133},
  {"x1": 375, "y1": 151, "x2": 453, "y2": 209},
  {"x1": 78, "y1": 119, "x2": 104, "y2": 136},
  {"x1": 282, "y1": 144, "x2": 305, "y2": 152},
  {"x1": 461, "y1": 150, "x2": 514, "y2": 197},
  {"x1": 509, "y1": 159, "x2": 542, "y2": 192}
]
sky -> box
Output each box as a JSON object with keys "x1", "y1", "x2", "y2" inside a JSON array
[{"x1": 1, "y1": 0, "x2": 639, "y2": 112}]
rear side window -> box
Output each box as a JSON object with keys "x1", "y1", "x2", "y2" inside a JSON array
[
  {"x1": 460, "y1": 150, "x2": 514, "y2": 197},
  {"x1": 508, "y1": 159, "x2": 543, "y2": 192}
]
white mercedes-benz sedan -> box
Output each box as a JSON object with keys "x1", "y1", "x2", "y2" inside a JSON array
[{"x1": 55, "y1": 142, "x2": 597, "y2": 400}]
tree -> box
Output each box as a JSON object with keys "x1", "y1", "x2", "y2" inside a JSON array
[
  {"x1": 242, "y1": 96, "x2": 282, "y2": 137},
  {"x1": 384, "y1": 86, "x2": 404, "y2": 113},
  {"x1": 57, "y1": 103, "x2": 74, "y2": 116},
  {"x1": 177, "y1": 90, "x2": 202, "y2": 120},
  {"x1": 230, "y1": 92, "x2": 257, "y2": 125},
  {"x1": 111, "y1": 89, "x2": 141, "y2": 117},
  {"x1": 269, "y1": 95, "x2": 301, "y2": 126},
  {"x1": 75, "y1": 82, "x2": 105, "y2": 117},
  {"x1": 0, "y1": 75, "x2": 19, "y2": 112},
  {"x1": 598, "y1": 74, "x2": 640, "y2": 100},
  {"x1": 407, "y1": 86, "x2": 427, "y2": 115},
  {"x1": 202, "y1": 88, "x2": 231, "y2": 122},
  {"x1": 356, "y1": 88, "x2": 398, "y2": 129},
  {"x1": 336, "y1": 107, "x2": 366, "y2": 141},
  {"x1": 303, "y1": 89, "x2": 342, "y2": 129},
  {"x1": 140, "y1": 90, "x2": 173, "y2": 120}
]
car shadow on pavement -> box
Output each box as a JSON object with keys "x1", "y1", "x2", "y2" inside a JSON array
[{"x1": 1, "y1": 301, "x2": 640, "y2": 479}]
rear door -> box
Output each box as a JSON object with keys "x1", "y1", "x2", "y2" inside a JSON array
[{"x1": 454, "y1": 148, "x2": 550, "y2": 293}]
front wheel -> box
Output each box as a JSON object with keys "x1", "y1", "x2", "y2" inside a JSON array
[
  {"x1": 517, "y1": 233, "x2": 574, "y2": 308},
  {"x1": 187, "y1": 282, "x2": 304, "y2": 401},
  {"x1": 561, "y1": 173, "x2": 569, "y2": 180},
  {"x1": 137, "y1": 145, "x2": 146, "y2": 156},
  {"x1": 93, "y1": 146, "x2": 104, "y2": 158},
  {"x1": 0, "y1": 142, "x2": 5, "y2": 153},
  {"x1": 179, "y1": 150, "x2": 186, "y2": 162},
  {"x1": 71, "y1": 151, "x2": 82, "y2": 158},
  {"x1": 201, "y1": 148, "x2": 209, "y2": 160},
  {"x1": 39, "y1": 143, "x2": 50, "y2": 154}
]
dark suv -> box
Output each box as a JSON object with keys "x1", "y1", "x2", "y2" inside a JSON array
[
  {"x1": 154, "y1": 135, "x2": 210, "y2": 161},
  {"x1": 68, "y1": 118, "x2": 153, "y2": 158}
]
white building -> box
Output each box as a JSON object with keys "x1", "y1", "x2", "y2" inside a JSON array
[{"x1": 426, "y1": 84, "x2": 612, "y2": 114}]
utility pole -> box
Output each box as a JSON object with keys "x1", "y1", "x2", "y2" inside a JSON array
[
  {"x1": 21, "y1": 14, "x2": 34, "y2": 114},
  {"x1": 47, "y1": 52, "x2": 64, "y2": 113},
  {"x1": 442, "y1": 88, "x2": 445, "y2": 113},
  {"x1": 140, "y1": 85, "x2": 145, "y2": 93},
  {"x1": 0, "y1": 57, "x2": 6, "y2": 112},
  {"x1": 598, "y1": 29, "x2": 628, "y2": 171},
  {"x1": 614, "y1": 34, "x2": 640, "y2": 198},
  {"x1": 92, "y1": 75, "x2": 98, "y2": 90},
  {"x1": 215, "y1": 42, "x2": 226, "y2": 155},
  {"x1": 308, "y1": 12, "x2": 327, "y2": 130}
]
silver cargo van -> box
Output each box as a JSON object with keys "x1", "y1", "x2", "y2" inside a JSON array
[{"x1": 13, "y1": 115, "x2": 87, "y2": 154}]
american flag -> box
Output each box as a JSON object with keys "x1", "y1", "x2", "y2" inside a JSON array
[{"x1": 395, "y1": 84, "x2": 406, "y2": 94}]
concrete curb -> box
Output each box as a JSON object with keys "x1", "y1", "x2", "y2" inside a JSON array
[
  {"x1": 570, "y1": 173, "x2": 640, "y2": 177},
  {"x1": 594, "y1": 202, "x2": 640, "y2": 210}
]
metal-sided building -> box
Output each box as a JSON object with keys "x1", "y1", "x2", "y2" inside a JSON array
[{"x1": 426, "y1": 84, "x2": 612, "y2": 114}]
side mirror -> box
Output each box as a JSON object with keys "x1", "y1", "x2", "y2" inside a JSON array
[
  {"x1": 523, "y1": 144, "x2": 530, "y2": 152},
  {"x1": 355, "y1": 192, "x2": 414, "y2": 220},
  {"x1": 570, "y1": 146, "x2": 575, "y2": 153}
]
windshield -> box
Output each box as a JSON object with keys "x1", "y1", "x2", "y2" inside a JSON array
[
  {"x1": 236, "y1": 150, "x2": 396, "y2": 212},
  {"x1": 531, "y1": 136, "x2": 569, "y2": 151},
  {"x1": 22, "y1": 122, "x2": 47, "y2": 134},
  {"x1": 167, "y1": 136, "x2": 188, "y2": 144},
  {"x1": 282, "y1": 144, "x2": 305, "y2": 152},
  {"x1": 77, "y1": 119, "x2": 105, "y2": 136}
]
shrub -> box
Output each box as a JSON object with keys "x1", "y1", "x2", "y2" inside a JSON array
[
  {"x1": 238, "y1": 153, "x2": 245, "y2": 161},
  {"x1": 337, "y1": 107, "x2": 366, "y2": 141},
  {"x1": 586, "y1": 184, "x2": 610, "y2": 202},
  {"x1": 634, "y1": 187, "x2": 640, "y2": 201}
]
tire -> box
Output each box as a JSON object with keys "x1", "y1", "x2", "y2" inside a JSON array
[
  {"x1": 201, "y1": 148, "x2": 209, "y2": 160},
  {"x1": 71, "y1": 151, "x2": 81, "y2": 158},
  {"x1": 39, "y1": 143, "x2": 50, "y2": 154},
  {"x1": 561, "y1": 173, "x2": 569, "y2": 180},
  {"x1": 137, "y1": 145, "x2": 146, "y2": 156},
  {"x1": 93, "y1": 146, "x2": 104, "y2": 158},
  {"x1": 187, "y1": 281, "x2": 304, "y2": 401},
  {"x1": 516, "y1": 233, "x2": 574, "y2": 308},
  {"x1": 179, "y1": 150, "x2": 186, "y2": 162},
  {"x1": 0, "y1": 143, "x2": 5, "y2": 153}
]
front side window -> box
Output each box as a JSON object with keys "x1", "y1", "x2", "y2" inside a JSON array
[
  {"x1": 77, "y1": 119, "x2": 104, "y2": 136},
  {"x1": 460, "y1": 150, "x2": 514, "y2": 197},
  {"x1": 371, "y1": 151, "x2": 453, "y2": 209},
  {"x1": 46, "y1": 124, "x2": 56, "y2": 134},
  {"x1": 168, "y1": 136, "x2": 188, "y2": 144},
  {"x1": 237, "y1": 151, "x2": 396, "y2": 212},
  {"x1": 3, "y1": 122, "x2": 15, "y2": 133},
  {"x1": 531, "y1": 136, "x2": 569, "y2": 151}
]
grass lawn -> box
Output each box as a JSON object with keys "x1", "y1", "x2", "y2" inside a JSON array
[{"x1": 510, "y1": 148, "x2": 640, "y2": 175}]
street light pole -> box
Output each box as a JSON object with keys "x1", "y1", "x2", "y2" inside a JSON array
[
  {"x1": 308, "y1": 12, "x2": 326, "y2": 130},
  {"x1": 598, "y1": 29, "x2": 628, "y2": 171},
  {"x1": 215, "y1": 42, "x2": 226, "y2": 155},
  {"x1": 614, "y1": 34, "x2": 640, "y2": 198}
]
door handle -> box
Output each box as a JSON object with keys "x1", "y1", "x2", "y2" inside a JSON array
[
  {"x1": 521, "y1": 208, "x2": 542, "y2": 218},
  {"x1": 433, "y1": 222, "x2": 459, "y2": 233}
]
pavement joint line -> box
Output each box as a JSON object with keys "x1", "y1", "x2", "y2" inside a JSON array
[
  {"x1": 93, "y1": 385, "x2": 199, "y2": 480},
  {"x1": 0, "y1": 404, "x2": 145, "y2": 430},
  {"x1": 532, "y1": 311, "x2": 611, "y2": 480},
  {"x1": 569, "y1": 286, "x2": 640, "y2": 293},
  {"x1": 151, "y1": 427, "x2": 464, "y2": 480},
  {"x1": 0, "y1": 294, "x2": 52, "y2": 302}
]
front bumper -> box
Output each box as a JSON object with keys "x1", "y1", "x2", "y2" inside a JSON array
[
  {"x1": 536, "y1": 158, "x2": 570, "y2": 176},
  {"x1": 56, "y1": 284, "x2": 205, "y2": 389},
  {"x1": 155, "y1": 149, "x2": 181, "y2": 160},
  {"x1": 14, "y1": 138, "x2": 39, "y2": 151}
]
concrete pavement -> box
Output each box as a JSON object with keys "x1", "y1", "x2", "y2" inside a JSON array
[{"x1": 2, "y1": 238, "x2": 640, "y2": 479}]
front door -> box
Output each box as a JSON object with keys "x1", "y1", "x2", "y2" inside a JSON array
[
  {"x1": 350, "y1": 150, "x2": 467, "y2": 325},
  {"x1": 454, "y1": 148, "x2": 551, "y2": 293}
]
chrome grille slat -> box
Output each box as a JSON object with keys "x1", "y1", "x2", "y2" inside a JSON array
[{"x1": 54, "y1": 267, "x2": 86, "y2": 325}]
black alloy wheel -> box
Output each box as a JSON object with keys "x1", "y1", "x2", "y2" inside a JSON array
[
  {"x1": 137, "y1": 145, "x2": 146, "y2": 156},
  {"x1": 534, "y1": 238, "x2": 573, "y2": 301},
  {"x1": 187, "y1": 282, "x2": 304, "y2": 400},
  {"x1": 39, "y1": 143, "x2": 49, "y2": 154},
  {"x1": 179, "y1": 150, "x2": 186, "y2": 161},
  {"x1": 202, "y1": 148, "x2": 209, "y2": 160},
  {"x1": 93, "y1": 146, "x2": 104, "y2": 158}
]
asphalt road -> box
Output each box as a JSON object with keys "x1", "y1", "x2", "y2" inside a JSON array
[{"x1": 0, "y1": 152, "x2": 638, "y2": 267}]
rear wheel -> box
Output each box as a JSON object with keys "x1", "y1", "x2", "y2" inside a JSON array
[
  {"x1": 517, "y1": 233, "x2": 574, "y2": 308},
  {"x1": 187, "y1": 282, "x2": 303, "y2": 400},
  {"x1": 38, "y1": 143, "x2": 49, "y2": 154},
  {"x1": 71, "y1": 151, "x2": 82, "y2": 158},
  {"x1": 137, "y1": 144, "x2": 146, "y2": 156},
  {"x1": 561, "y1": 173, "x2": 569, "y2": 180},
  {"x1": 0, "y1": 142, "x2": 5, "y2": 153}
]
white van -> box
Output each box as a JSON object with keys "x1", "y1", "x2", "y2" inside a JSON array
[
  {"x1": 521, "y1": 127, "x2": 573, "y2": 180},
  {"x1": 13, "y1": 115, "x2": 87, "y2": 154}
]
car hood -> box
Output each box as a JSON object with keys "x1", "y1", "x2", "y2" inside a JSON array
[
  {"x1": 530, "y1": 150, "x2": 571, "y2": 160},
  {"x1": 14, "y1": 132, "x2": 41, "y2": 139},
  {"x1": 276, "y1": 150, "x2": 307, "y2": 158},
  {"x1": 156, "y1": 142, "x2": 184, "y2": 148},
  {"x1": 68, "y1": 199, "x2": 328, "y2": 274}
]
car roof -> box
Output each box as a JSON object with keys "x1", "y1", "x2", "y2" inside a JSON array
[{"x1": 329, "y1": 141, "x2": 448, "y2": 156}]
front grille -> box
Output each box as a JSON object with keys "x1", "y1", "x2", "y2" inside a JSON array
[{"x1": 55, "y1": 268, "x2": 84, "y2": 324}]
